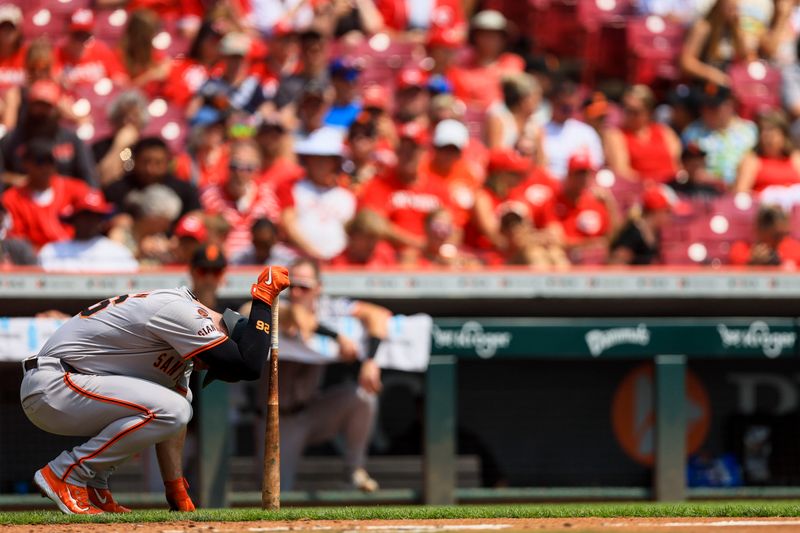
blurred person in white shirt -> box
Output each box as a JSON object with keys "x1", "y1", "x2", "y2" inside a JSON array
[{"x1": 38, "y1": 191, "x2": 138, "y2": 272}]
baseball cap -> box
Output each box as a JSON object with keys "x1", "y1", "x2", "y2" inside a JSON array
[
  {"x1": 29, "y1": 79, "x2": 61, "y2": 106},
  {"x1": 700, "y1": 83, "x2": 732, "y2": 108},
  {"x1": 433, "y1": 119, "x2": 469, "y2": 149},
  {"x1": 396, "y1": 67, "x2": 428, "y2": 91},
  {"x1": 583, "y1": 92, "x2": 609, "y2": 120},
  {"x1": 471, "y1": 9, "x2": 508, "y2": 32},
  {"x1": 190, "y1": 244, "x2": 227, "y2": 270},
  {"x1": 682, "y1": 142, "x2": 707, "y2": 160},
  {"x1": 398, "y1": 121, "x2": 430, "y2": 146},
  {"x1": 329, "y1": 57, "x2": 361, "y2": 82},
  {"x1": 426, "y1": 24, "x2": 465, "y2": 48},
  {"x1": 70, "y1": 8, "x2": 95, "y2": 33},
  {"x1": 295, "y1": 126, "x2": 346, "y2": 157},
  {"x1": 567, "y1": 150, "x2": 596, "y2": 173},
  {"x1": 488, "y1": 148, "x2": 531, "y2": 174},
  {"x1": 175, "y1": 214, "x2": 208, "y2": 242},
  {"x1": 0, "y1": 5, "x2": 21, "y2": 27},
  {"x1": 363, "y1": 85, "x2": 390, "y2": 110},
  {"x1": 60, "y1": 191, "x2": 114, "y2": 220},
  {"x1": 427, "y1": 74, "x2": 452, "y2": 95},
  {"x1": 220, "y1": 32, "x2": 250, "y2": 57}
]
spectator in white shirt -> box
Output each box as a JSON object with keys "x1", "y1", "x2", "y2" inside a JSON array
[
  {"x1": 38, "y1": 191, "x2": 138, "y2": 272},
  {"x1": 543, "y1": 80, "x2": 604, "y2": 179},
  {"x1": 278, "y1": 126, "x2": 355, "y2": 260}
]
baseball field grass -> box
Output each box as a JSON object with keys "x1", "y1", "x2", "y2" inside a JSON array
[{"x1": 3, "y1": 501, "x2": 800, "y2": 525}]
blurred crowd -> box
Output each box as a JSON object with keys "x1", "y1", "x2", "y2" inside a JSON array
[{"x1": 2, "y1": 0, "x2": 800, "y2": 271}]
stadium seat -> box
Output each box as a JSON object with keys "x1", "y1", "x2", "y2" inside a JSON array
[
  {"x1": 626, "y1": 16, "x2": 684, "y2": 87},
  {"x1": 463, "y1": 106, "x2": 486, "y2": 143},
  {"x1": 578, "y1": 0, "x2": 633, "y2": 83},
  {"x1": 32, "y1": 0, "x2": 90, "y2": 15},
  {"x1": 93, "y1": 8, "x2": 128, "y2": 44},
  {"x1": 143, "y1": 104, "x2": 187, "y2": 154},
  {"x1": 330, "y1": 36, "x2": 420, "y2": 89},
  {"x1": 22, "y1": 7, "x2": 67, "y2": 40},
  {"x1": 729, "y1": 60, "x2": 781, "y2": 120}
]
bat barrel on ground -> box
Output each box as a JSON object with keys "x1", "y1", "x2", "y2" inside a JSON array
[{"x1": 262, "y1": 297, "x2": 280, "y2": 510}]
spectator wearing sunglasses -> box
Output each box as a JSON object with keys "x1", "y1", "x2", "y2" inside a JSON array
[{"x1": 200, "y1": 139, "x2": 280, "y2": 257}]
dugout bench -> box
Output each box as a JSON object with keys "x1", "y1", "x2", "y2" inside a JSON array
[{"x1": 196, "y1": 317, "x2": 798, "y2": 507}]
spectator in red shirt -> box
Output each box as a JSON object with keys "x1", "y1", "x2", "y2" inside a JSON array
[
  {"x1": 254, "y1": 116, "x2": 303, "y2": 186},
  {"x1": 394, "y1": 67, "x2": 429, "y2": 125},
  {"x1": 420, "y1": 119, "x2": 480, "y2": 228},
  {"x1": 549, "y1": 151, "x2": 621, "y2": 256},
  {"x1": 466, "y1": 148, "x2": 532, "y2": 252},
  {"x1": 375, "y1": 0, "x2": 464, "y2": 35},
  {"x1": 449, "y1": 10, "x2": 524, "y2": 110},
  {"x1": 735, "y1": 110, "x2": 800, "y2": 194},
  {"x1": 200, "y1": 139, "x2": 280, "y2": 257},
  {"x1": 360, "y1": 122, "x2": 450, "y2": 250},
  {"x1": 170, "y1": 212, "x2": 208, "y2": 265},
  {"x1": 425, "y1": 23, "x2": 465, "y2": 77},
  {"x1": 163, "y1": 21, "x2": 223, "y2": 107},
  {"x1": 729, "y1": 205, "x2": 800, "y2": 267},
  {"x1": 429, "y1": 93, "x2": 489, "y2": 182},
  {"x1": 606, "y1": 85, "x2": 681, "y2": 183},
  {"x1": 116, "y1": 9, "x2": 172, "y2": 97},
  {"x1": 1, "y1": 80, "x2": 98, "y2": 187},
  {"x1": 0, "y1": 5, "x2": 25, "y2": 91},
  {"x1": 174, "y1": 119, "x2": 230, "y2": 188},
  {"x1": 56, "y1": 10, "x2": 127, "y2": 89},
  {"x1": 2, "y1": 38, "x2": 62, "y2": 133},
  {"x1": 329, "y1": 209, "x2": 397, "y2": 267},
  {"x1": 1, "y1": 138, "x2": 91, "y2": 249}
]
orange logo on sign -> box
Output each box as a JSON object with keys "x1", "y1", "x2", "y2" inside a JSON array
[{"x1": 611, "y1": 363, "x2": 710, "y2": 466}]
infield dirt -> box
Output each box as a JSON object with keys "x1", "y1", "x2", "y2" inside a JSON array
[{"x1": 6, "y1": 517, "x2": 800, "y2": 533}]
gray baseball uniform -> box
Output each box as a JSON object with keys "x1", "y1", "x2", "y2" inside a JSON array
[{"x1": 20, "y1": 287, "x2": 227, "y2": 488}]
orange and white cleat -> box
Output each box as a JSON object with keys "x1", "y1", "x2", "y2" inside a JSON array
[
  {"x1": 165, "y1": 477, "x2": 196, "y2": 512},
  {"x1": 88, "y1": 487, "x2": 131, "y2": 513},
  {"x1": 33, "y1": 465, "x2": 103, "y2": 515}
]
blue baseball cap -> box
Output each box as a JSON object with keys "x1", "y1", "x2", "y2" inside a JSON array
[{"x1": 329, "y1": 58, "x2": 361, "y2": 82}]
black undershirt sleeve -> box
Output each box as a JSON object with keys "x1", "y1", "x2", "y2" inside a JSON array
[{"x1": 196, "y1": 299, "x2": 272, "y2": 383}]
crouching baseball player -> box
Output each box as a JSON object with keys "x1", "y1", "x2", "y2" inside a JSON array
[{"x1": 19, "y1": 265, "x2": 290, "y2": 515}]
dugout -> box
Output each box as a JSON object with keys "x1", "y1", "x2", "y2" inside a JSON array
[{"x1": 1, "y1": 268, "x2": 800, "y2": 507}]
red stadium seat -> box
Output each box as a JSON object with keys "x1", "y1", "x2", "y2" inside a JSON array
[
  {"x1": 22, "y1": 8, "x2": 67, "y2": 40},
  {"x1": 32, "y1": 0, "x2": 90, "y2": 15},
  {"x1": 626, "y1": 16, "x2": 684, "y2": 87},
  {"x1": 93, "y1": 8, "x2": 128, "y2": 44},
  {"x1": 729, "y1": 60, "x2": 781, "y2": 120},
  {"x1": 142, "y1": 103, "x2": 187, "y2": 154}
]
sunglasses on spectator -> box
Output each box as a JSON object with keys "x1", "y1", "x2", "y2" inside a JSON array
[
  {"x1": 229, "y1": 162, "x2": 259, "y2": 173},
  {"x1": 27, "y1": 156, "x2": 55, "y2": 166},
  {"x1": 195, "y1": 267, "x2": 225, "y2": 277}
]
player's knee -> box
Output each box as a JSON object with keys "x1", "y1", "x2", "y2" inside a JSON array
[
  {"x1": 173, "y1": 399, "x2": 193, "y2": 427},
  {"x1": 159, "y1": 397, "x2": 193, "y2": 427}
]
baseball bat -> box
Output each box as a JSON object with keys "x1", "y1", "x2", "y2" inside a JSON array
[{"x1": 262, "y1": 297, "x2": 281, "y2": 510}]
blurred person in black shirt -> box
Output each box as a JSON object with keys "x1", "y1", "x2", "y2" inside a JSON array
[
  {"x1": 104, "y1": 137, "x2": 201, "y2": 219},
  {"x1": 667, "y1": 143, "x2": 725, "y2": 198},
  {"x1": 609, "y1": 186, "x2": 678, "y2": 265}
]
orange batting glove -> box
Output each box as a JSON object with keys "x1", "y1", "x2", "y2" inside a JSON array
[
  {"x1": 164, "y1": 477, "x2": 196, "y2": 512},
  {"x1": 251, "y1": 266, "x2": 290, "y2": 306}
]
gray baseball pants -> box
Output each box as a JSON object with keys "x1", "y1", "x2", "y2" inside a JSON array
[
  {"x1": 20, "y1": 357, "x2": 192, "y2": 487},
  {"x1": 255, "y1": 382, "x2": 378, "y2": 491}
]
